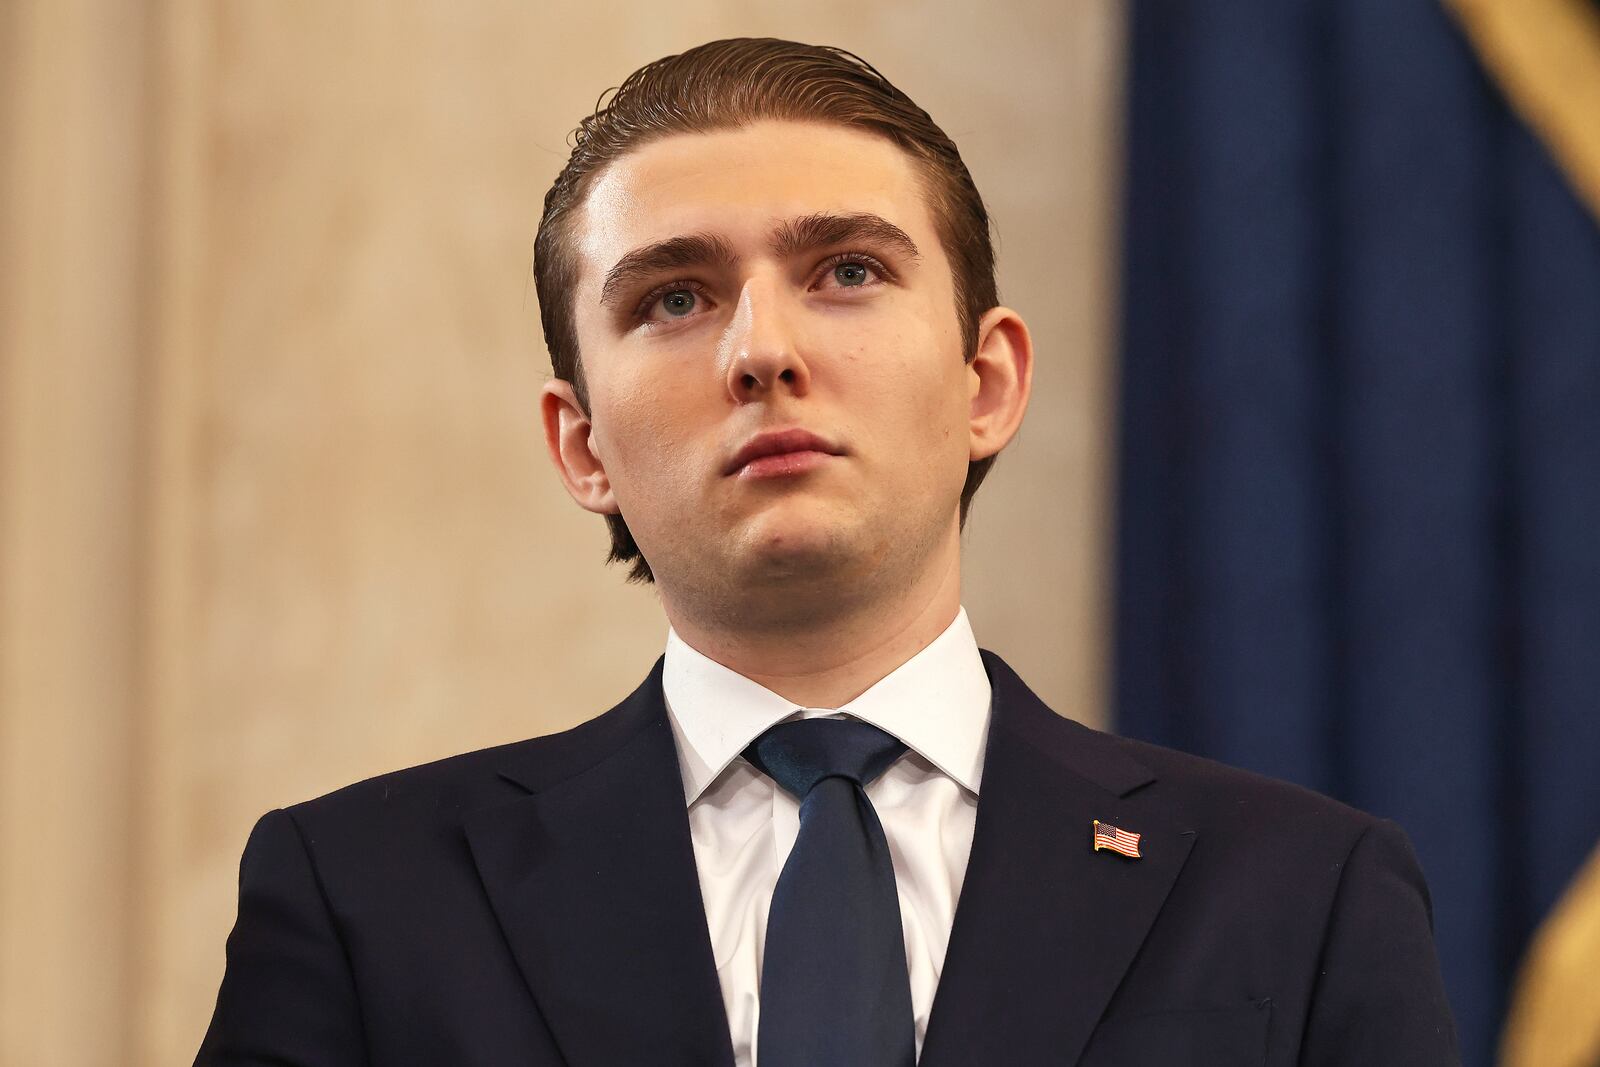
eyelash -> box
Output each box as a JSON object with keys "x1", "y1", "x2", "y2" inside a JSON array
[{"x1": 630, "y1": 251, "x2": 893, "y2": 326}]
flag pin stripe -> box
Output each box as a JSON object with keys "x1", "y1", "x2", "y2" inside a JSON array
[{"x1": 1092, "y1": 819, "x2": 1142, "y2": 859}]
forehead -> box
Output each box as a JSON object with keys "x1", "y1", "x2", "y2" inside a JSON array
[{"x1": 573, "y1": 120, "x2": 936, "y2": 278}]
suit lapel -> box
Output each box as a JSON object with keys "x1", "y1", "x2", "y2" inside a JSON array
[
  {"x1": 460, "y1": 649, "x2": 1192, "y2": 1067},
  {"x1": 920, "y1": 651, "x2": 1197, "y2": 1067},
  {"x1": 462, "y1": 660, "x2": 735, "y2": 1067}
]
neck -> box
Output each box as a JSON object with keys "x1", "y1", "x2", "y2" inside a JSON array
[{"x1": 662, "y1": 533, "x2": 964, "y2": 709}]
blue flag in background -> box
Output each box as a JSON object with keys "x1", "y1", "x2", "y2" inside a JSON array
[{"x1": 1114, "y1": 3, "x2": 1600, "y2": 1064}]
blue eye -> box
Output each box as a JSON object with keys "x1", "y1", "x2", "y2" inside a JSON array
[
  {"x1": 833, "y1": 262, "x2": 869, "y2": 287},
  {"x1": 660, "y1": 289, "x2": 697, "y2": 316}
]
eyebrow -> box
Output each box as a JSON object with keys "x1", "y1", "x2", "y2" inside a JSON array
[{"x1": 597, "y1": 212, "x2": 921, "y2": 311}]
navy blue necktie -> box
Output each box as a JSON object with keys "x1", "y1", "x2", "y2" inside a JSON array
[{"x1": 743, "y1": 718, "x2": 916, "y2": 1067}]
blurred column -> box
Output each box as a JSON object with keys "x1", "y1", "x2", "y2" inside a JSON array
[{"x1": 0, "y1": 1, "x2": 152, "y2": 1063}]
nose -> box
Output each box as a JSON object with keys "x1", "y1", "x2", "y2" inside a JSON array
[{"x1": 720, "y1": 277, "x2": 811, "y2": 402}]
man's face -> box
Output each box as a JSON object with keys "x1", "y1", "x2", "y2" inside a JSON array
[{"x1": 557, "y1": 120, "x2": 977, "y2": 612}]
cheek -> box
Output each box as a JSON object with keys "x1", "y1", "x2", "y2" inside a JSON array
[
  {"x1": 590, "y1": 366, "x2": 707, "y2": 498},
  {"x1": 834, "y1": 319, "x2": 968, "y2": 466},
  {"x1": 873, "y1": 313, "x2": 964, "y2": 416},
  {"x1": 591, "y1": 378, "x2": 661, "y2": 474}
]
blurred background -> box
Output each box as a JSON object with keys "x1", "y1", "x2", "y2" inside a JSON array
[{"x1": 0, "y1": 2, "x2": 1594, "y2": 1065}]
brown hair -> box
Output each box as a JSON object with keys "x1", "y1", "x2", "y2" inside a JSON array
[{"x1": 534, "y1": 37, "x2": 1000, "y2": 583}]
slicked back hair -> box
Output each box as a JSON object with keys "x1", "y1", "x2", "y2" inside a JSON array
[{"x1": 534, "y1": 37, "x2": 1000, "y2": 583}]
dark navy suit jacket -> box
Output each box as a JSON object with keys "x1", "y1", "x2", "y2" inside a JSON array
[{"x1": 195, "y1": 650, "x2": 1460, "y2": 1065}]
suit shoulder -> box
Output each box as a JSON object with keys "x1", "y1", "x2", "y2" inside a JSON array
[
  {"x1": 986, "y1": 649, "x2": 1378, "y2": 848},
  {"x1": 1085, "y1": 724, "x2": 1382, "y2": 848},
  {"x1": 280, "y1": 671, "x2": 662, "y2": 832},
  {"x1": 286, "y1": 732, "x2": 541, "y2": 819}
]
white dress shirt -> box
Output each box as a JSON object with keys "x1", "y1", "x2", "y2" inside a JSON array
[{"x1": 661, "y1": 607, "x2": 992, "y2": 1067}]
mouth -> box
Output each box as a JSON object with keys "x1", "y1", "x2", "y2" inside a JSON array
[{"x1": 724, "y1": 428, "x2": 845, "y2": 478}]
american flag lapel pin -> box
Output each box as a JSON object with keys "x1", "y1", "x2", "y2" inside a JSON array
[{"x1": 1092, "y1": 819, "x2": 1143, "y2": 859}]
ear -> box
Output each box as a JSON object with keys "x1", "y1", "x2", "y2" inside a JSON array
[
  {"x1": 540, "y1": 379, "x2": 620, "y2": 515},
  {"x1": 967, "y1": 306, "x2": 1034, "y2": 462}
]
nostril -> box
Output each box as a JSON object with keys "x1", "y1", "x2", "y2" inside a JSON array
[
  {"x1": 742, "y1": 373, "x2": 759, "y2": 390},
  {"x1": 779, "y1": 368, "x2": 795, "y2": 383}
]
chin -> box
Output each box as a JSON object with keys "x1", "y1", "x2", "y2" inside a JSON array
[{"x1": 737, "y1": 518, "x2": 861, "y2": 583}]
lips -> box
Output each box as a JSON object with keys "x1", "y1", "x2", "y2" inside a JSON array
[{"x1": 724, "y1": 428, "x2": 844, "y2": 476}]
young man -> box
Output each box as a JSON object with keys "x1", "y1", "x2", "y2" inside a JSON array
[{"x1": 196, "y1": 38, "x2": 1459, "y2": 1066}]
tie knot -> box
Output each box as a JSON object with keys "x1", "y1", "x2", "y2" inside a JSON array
[{"x1": 743, "y1": 718, "x2": 908, "y2": 799}]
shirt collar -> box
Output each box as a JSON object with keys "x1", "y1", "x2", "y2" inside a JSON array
[{"x1": 661, "y1": 607, "x2": 992, "y2": 806}]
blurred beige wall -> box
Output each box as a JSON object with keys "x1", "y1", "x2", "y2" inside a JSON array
[{"x1": 0, "y1": 1, "x2": 1125, "y2": 1063}]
